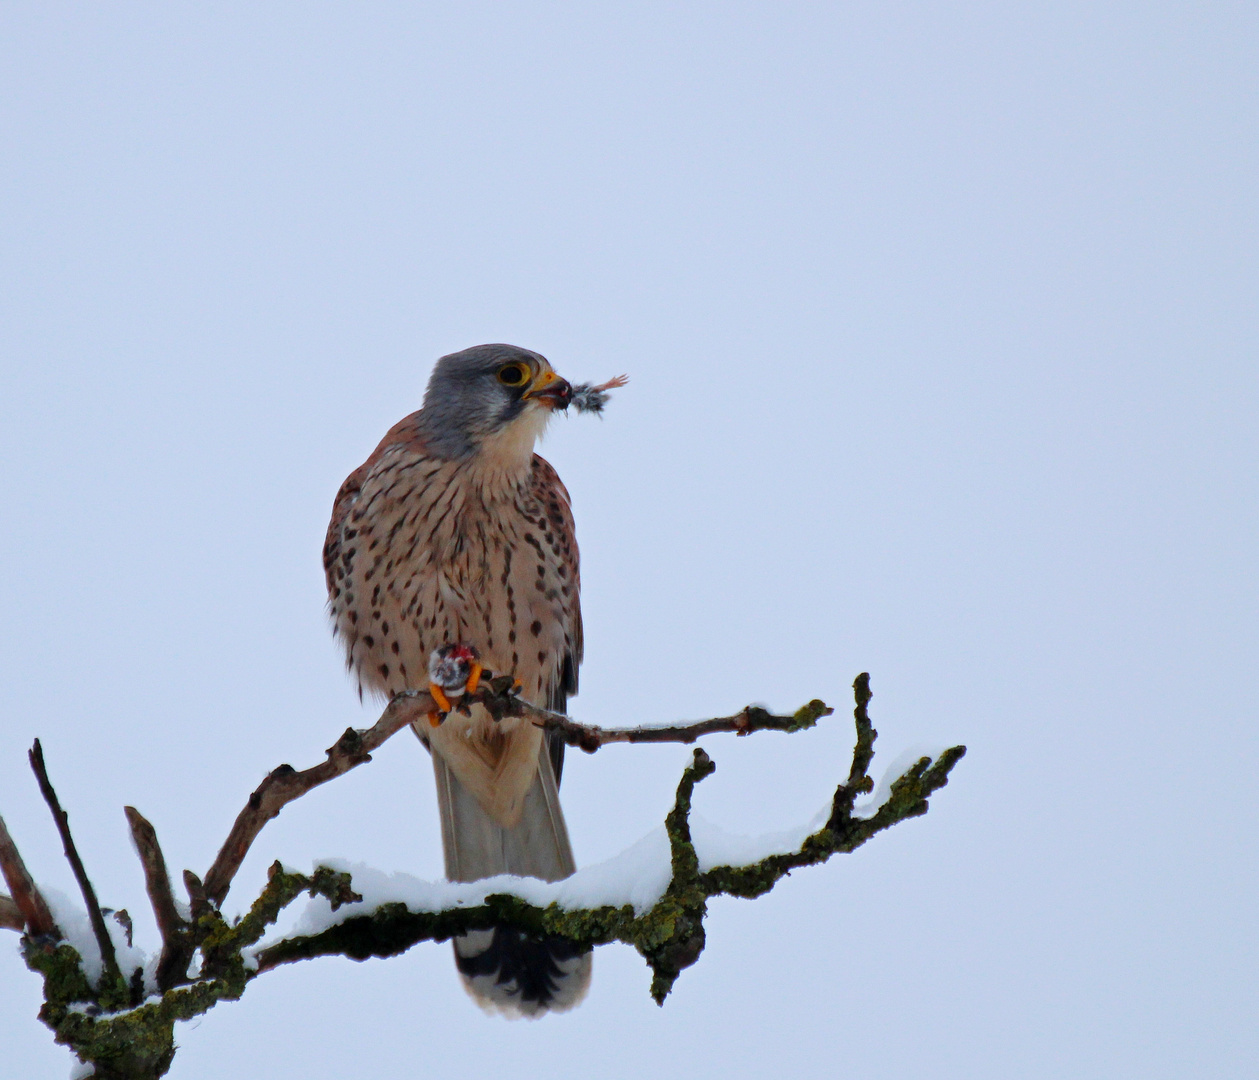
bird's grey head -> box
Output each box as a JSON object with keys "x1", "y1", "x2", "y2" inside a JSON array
[{"x1": 416, "y1": 344, "x2": 573, "y2": 461}]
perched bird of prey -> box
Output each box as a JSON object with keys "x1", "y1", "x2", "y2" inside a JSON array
[{"x1": 324, "y1": 344, "x2": 610, "y2": 1016}]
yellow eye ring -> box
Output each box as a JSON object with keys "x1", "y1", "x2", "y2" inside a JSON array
[{"x1": 497, "y1": 363, "x2": 529, "y2": 387}]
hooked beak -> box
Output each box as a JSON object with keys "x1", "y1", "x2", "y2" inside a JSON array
[{"x1": 523, "y1": 369, "x2": 573, "y2": 409}]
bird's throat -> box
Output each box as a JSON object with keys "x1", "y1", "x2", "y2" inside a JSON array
[{"x1": 472, "y1": 407, "x2": 551, "y2": 479}]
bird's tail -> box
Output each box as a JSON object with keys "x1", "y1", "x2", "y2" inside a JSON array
[{"x1": 432, "y1": 743, "x2": 592, "y2": 1017}]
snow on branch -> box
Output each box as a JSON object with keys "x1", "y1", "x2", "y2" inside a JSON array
[{"x1": 0, "y1": 674, "x2": 964, "y2": 1080}]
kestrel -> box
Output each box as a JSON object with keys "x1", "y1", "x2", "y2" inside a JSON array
[{"x1": 324, "y1": 344, "x2": 594, "y2": 1015}]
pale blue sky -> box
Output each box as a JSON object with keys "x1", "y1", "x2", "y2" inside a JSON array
[{"x1": 1, "y1": 4, "x2": 1255, "y2": 1078}]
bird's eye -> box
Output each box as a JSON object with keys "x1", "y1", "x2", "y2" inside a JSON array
[{"x1": 497, "y1": 363, "x2": 529, "y2": 387}]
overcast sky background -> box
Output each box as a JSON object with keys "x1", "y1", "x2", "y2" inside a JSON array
[{"x1": 1, "y1": 4, "x2": 1255, "y2": 1078}]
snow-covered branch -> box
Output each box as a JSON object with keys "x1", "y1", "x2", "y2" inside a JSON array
[{"x1": 0, "y1": 674, "x2": 964, "y2": 1080}]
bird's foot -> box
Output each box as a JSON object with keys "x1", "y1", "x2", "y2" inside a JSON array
[
  {"x1": 427, "y1": 644, "x2": 484, "y2": 726},
  {"x1": 479, "y1": 674, "x2": 526, "y2": 723}
]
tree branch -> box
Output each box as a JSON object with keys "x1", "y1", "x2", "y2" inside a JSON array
[
  {"x1": 29, "y1": 740, "x2": 125, "y2": 998},
  {"x1": 199, "y1": 680, "x2": 831, "y2": 909},
  {"x1": 124, "y1": 807, "x2": 192, "y2": 991},
  {"x1": 8, "y1": 672, "x2": 965, "y2": 1080},
  {"x1": 525, "y1": 698, "x2": 835, "y2": 752},
  {"x1": 202, "y1": 689, "x2": 438, "y2": 906},
  {"x1": 254, "y1": 675, "x2": 966, "y2": 1004},
  {"x1": 0, "y1": 813, "x2": 56, "y2": 936}
]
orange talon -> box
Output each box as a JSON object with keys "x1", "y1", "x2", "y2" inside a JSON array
[
  {"x1": 429, "y1": 683, "x2": 453, "y2": 712},
  {"x1": 465, "y1": 662, "x2": 483, "y2": 696},
  {"x1": 427, "y1": 711, "x2": 443, "y2": 728}
]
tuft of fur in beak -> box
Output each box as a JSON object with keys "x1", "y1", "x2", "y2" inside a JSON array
[{"x1": 568, "y1": 375, "x2": 628, "y2": 415}]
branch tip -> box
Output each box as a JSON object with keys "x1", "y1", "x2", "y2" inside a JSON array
[
  {"x1": 28, "y1": 741, "x2": 123, "y2": 994},
  {"x1": 183, "y1": 869, "x2": 210, "y2": 921},
  {"x1": 124, "y1": 805, "x2": 193, "y2": 991}
]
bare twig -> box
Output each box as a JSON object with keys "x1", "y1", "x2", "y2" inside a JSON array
[
  {"x1": 124, "y1": 808, "x2": 183, "y2": 940},
  {"x1": 202, "y1": 689, "x2": 437, "y2": 906},
  {"x1": 0, "y1": 813, "x2": 56, "y2": 935},
  {"x1": 125, "y1": 807, "x2": 192, "y2": 990},
  {"x1": 29, "y1": 740, "x2": 123, "y2": 989},
  {"x1": 523, "y1": 698, "x2": 834, "y2": 752}
]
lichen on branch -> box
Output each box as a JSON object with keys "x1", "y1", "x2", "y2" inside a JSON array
[{"x1": 258, "y1": 674, "x2": 964, "y2": 1003}]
